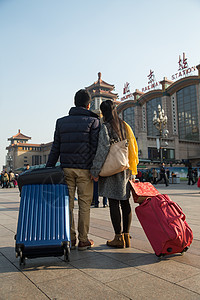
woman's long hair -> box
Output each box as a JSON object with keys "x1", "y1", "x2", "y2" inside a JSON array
[{"x1": 100, "y1": 100, "x2": 126, "y2": 140}]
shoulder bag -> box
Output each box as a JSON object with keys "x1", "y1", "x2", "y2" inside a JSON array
[{"x1": 99, "y1": 123, "x2": 129, "y2": 177}]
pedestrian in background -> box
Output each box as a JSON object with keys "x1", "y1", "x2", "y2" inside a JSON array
[
  {"x1": 24, "y1": 164, "x2": 30, "y2": 171},
  {"x1": 9, "y1": 170, "x2": 15, "y2": 188},
  {"x1": 187, "y1": 166, "x2": 195, "y2": 185},
  {"x1": 136, "y1": 170, "x2": 143, "y2": 182},
  {"x1": 92, "y1": 181, "x2": 108, "y2": 208},
  {"x1": 2, "y1": 171, "x2": 9, "y2": 188},
  {"x1": 0, "y1": 172, "x2": 2, "y2": 188},
  {"x1": 92, "y1": 181, "x2": 99, "y2": 207},
  {"x1": 193, "y1": 168, "x2": 198, "y2": 183},
  {"x1": 152, "y1": 168, "x2": 157, "y2": 184},
  {"x1": 156, "y1": 163, "x2": 169, "y2": 186},
  {"x1": 166, "y1": 168, "x2": 170, "y2": 180}
]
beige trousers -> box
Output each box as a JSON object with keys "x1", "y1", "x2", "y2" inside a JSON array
[{"x1": 63, "y1": 168, "x2": 93, "y2": 242}]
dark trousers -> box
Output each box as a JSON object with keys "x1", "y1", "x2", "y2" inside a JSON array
[
  {"x1": 92, "y1": 182, "x2": 108, "y2": 207},
  {"x1": 108, "y1": 198, "x2": 132, "y2": 234},
  {"x1": 156, "y1": 174, "x2": 168, "y2": 186},
  {"x1": 92, "y1": 181, "x2": 99, "y2": 206},
  {"x1": 188, "y1": 177, "x2": 195, "y2": 185},
  {"x1": 153, "y1": 177, "x2": 157, "y2": 184},
  {"x1": 103, "y1": 197, "x2": 107, "y2": 206}
]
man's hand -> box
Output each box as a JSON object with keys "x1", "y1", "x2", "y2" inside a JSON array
[{"x1": 90, "y1": 175, "x2": 99, "y2": 182}]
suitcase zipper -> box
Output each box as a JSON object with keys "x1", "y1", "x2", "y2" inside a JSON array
[
  {"x1": 148, "y1": 197, "x2": 172, "y2": 250},
  {"x1": 166, "y1": 197, "x2": 186, "y2": 250},
  {"x1": 162, "y1": 195, "x2": 186, "y2": 250}
]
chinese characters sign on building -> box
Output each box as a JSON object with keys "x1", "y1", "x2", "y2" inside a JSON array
[
  {"x1": 142, "y1": 70, "x2": 161, "y2": 93},
  {"x1": 120, "y1": 53, "x2": 197, "y2": 101},
  {"x1": 123, "y1": 82, "x2": 130, "y2": 94},
  {"x1": 171, "y1": 52, "x2": 196, "y2": 80},
  {"x1": 121, "y1": 82, "x2": 134, "y2": 101},
  {"x1": 178, "y1": 52, "x2": 188, "y2": 70}
]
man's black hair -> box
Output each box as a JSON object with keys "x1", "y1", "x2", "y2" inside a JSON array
[{"x1": 74, "y1": 89, "x2": 91, "y2": 108}]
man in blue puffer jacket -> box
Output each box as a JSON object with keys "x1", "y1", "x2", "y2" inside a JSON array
[{"x1": 46, "y1": 89, "x2": 100, "y2": 250}]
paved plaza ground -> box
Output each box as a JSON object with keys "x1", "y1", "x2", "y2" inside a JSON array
[{"x1": 0, "y1": 182, "x2": 200, "y2": 299}]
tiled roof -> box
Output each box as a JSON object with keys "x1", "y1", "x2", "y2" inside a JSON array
[
  {"x1": 90, "y1": 89, "x2": 118, "y2": 99},
  {"x1": 8, "y1": 129, "x2": 31, "y2": 141},
  {"x1": 86, "y1": 72, "x2": 115, "y2": 90},
  {"x1": 17, "y1": 142, "x2": 41, "y2": 147},
  {"x1": 6, "y1": 142, "x2": 41, "y2": 150}
]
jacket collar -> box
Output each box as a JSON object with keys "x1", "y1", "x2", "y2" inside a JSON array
[{"x1": 69, "y1": 107, "x2": 99, "y2": 119}]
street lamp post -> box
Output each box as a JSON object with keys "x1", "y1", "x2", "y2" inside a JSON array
[
  {"x1": 7, "y1": 155, "x2": 13, "y2": 171},
  {"x1": 153, "y1": 104, "x2": 168, "y2": 163}
]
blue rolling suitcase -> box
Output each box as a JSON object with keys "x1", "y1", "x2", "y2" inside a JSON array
[{"x1": 15, "y1": 183, "x2": 70, "y2": 265}]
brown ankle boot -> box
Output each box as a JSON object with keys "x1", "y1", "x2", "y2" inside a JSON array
[
  {"x1": 123, "y1": 233, "x2": 131, "y2": 248},
  {"x1": 107, "y1": 234, "x2": 125, "y2": 248}
]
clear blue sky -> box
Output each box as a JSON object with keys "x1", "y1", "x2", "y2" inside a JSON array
[{"x1": 0, "y1": 0, "x2": 200, "y2": 170}]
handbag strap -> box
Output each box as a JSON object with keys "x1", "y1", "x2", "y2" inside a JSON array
[
  {"x1": 105, "y1": 121, "x2": 126, "y2": 144},
  {"x1": 119, "y1": 120, "x2": 126, "y2": 140}
]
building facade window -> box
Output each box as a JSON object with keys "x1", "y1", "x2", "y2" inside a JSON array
[
  {"x1": 177, "y1": 85, "x2": 199, "y2": 141},
  {"x1": 32, "y1": 155, "x2": 40, "y2": 165},
  {"x1": 148, "y1": 147, "x2": 175, "y2": 161},
  {"x1": 148, "y1": 147, "x2": 160, "y2": 161},
  {"x1": 122, "y1": 106, "x2": 135, "y2": 132},
  {"x1": 146, "y1": 97, "x2": 161, "y2": 136}
]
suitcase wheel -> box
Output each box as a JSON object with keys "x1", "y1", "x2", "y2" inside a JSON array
[
  {"x1": 181, "y1": 246, "x2": 189, "y2": 255},
  {"x1": 64, "y1": 246, "x2": 70, "y2": 262},
  {"x1": 156, "y1": 253, "x2": 166, "y2": 258},
  {"x1": 167, "y1": 247, "x2": 173, "y2": 253},
  {"x1": 18, "y1": 248, "x2": 26, "y2": 266},
  {"x1": 19, "y1": 256, "x2": 25, "y2": 266}
]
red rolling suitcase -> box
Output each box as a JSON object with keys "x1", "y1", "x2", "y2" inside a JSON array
[{"x1": 135, "y1": 194, "x2": 193, "y2": 257}]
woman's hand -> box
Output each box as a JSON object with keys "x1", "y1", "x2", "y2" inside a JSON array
[{"x1": 131, "y1": 174, "x2": 136, "y2": 182}]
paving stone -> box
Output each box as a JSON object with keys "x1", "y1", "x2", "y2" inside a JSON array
[
  {"x1": 0, "y1": 236, "x2": 15, "y2": 247},
  {"x1": 106, "y1": 270, "x2": 200, "y2": 300},
  {"x1": 127, "y1": 254, "x2": 200, "y2": 283},
  {"x1": 177, "y1": 273, "x2": 200, "y2": 294},
  {"x1": 0, "y1": 226, "x2": 15, "y2": 238},
  {"x1": 0, "y1": 273, "x2": 48, "y2": 299},
  {"x1": 91, "y1": 235, "x2": 149, "y2": 264},
  {"x1": 37, "y1": 269, "x2": 129, "y2": 300},
  {"x1": 1, "y1": 246, "x2": 20, "y2": 263},
  {"x1": 0, "y1": 255, "x2": 19, "y2": 277},
  {"x1": 18, "y1": 259, "x2": 77, "y2": 284},
  {"x1": 66, "y1": 246, "x2": 99, "y2": 262},
  {"x1": 70, "y1": 253, "x2": 138, "y2": 283},
  {"x1": 171, "y1": 251, "x2": 200, "y2": 269}
]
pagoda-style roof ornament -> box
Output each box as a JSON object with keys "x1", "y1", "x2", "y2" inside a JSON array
[
  {"x1": 98, "y1": 72, "x2": 102, "y2": 82},
  {"x1": 86, "y1": 72, "x2": 118, "y2": 100},
  {"x1": 8, "y1": 129, "x2": 31, "y2": 141},
  {"x1": 86, "y1": 72, "x2": 115, "y2": 90}
]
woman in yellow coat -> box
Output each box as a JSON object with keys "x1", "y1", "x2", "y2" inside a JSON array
[{"x1": 90, "y1": 100, "x2": 139, "y2": 248}]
